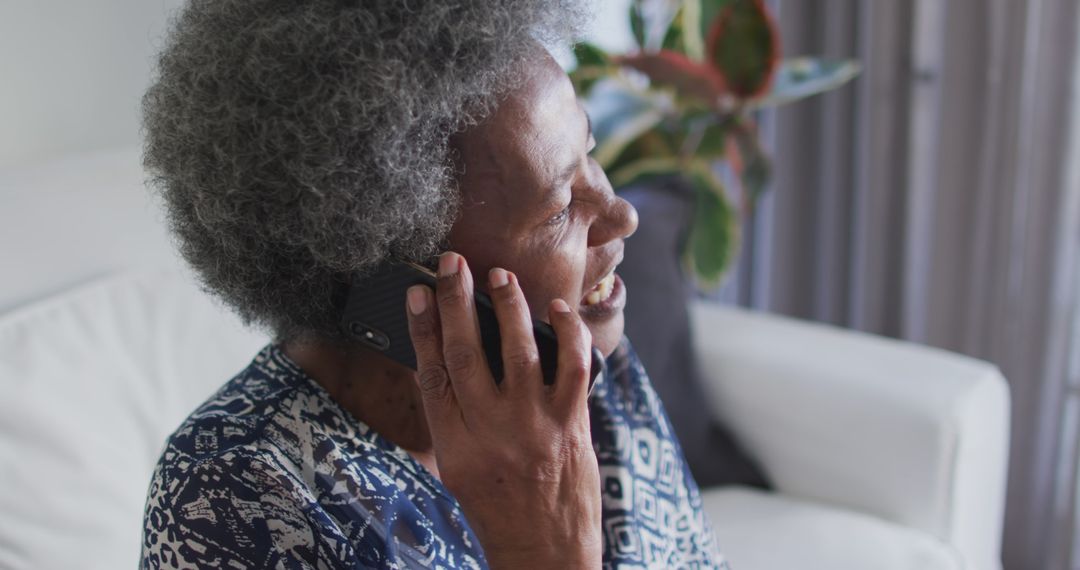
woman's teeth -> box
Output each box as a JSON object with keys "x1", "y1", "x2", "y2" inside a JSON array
[{"x1": 584, "y1": 272, "x2": 616, "y2": 306}]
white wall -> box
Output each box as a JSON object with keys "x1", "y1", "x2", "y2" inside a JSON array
[
  {"x1": 0, "y1": 0, "x2": 631, "y2": 170},
  {"x1": 587, "y1": 0, "x2": 635, "y2": 53},
  {"x1": 0, "y1": 0, "x2": 185, "y2": 169}
]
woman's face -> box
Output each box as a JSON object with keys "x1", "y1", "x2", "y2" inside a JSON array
[{"x1": 448, "y1": 52, "x2": 638, "y2": 357}]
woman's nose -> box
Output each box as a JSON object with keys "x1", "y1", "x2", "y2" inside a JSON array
[
  {"x1": 589, "y1": 193, "x2": 639, "y2": 246},
  {"x1": 584, "y1": 158, "x2": 638, "y2": 244},
  {"x1": 611, "y1": 195, "x2": 638, "y2": 239}
]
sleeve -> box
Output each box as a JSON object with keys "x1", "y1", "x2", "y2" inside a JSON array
[{"x1": 140, "y1": 452, "x2": 356, "y2": 570}]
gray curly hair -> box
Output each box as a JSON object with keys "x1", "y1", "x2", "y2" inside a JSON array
[{"x1": 144, "y1": 0, "x2": 589, "y2": 343}]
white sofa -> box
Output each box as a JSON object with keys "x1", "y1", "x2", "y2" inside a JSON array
[{"x1": 0, "y1": 149, "x2": 1010, "y2": 569}]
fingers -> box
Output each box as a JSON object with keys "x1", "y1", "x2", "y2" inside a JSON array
[
  {"x1": 435, "y1": 253, "x2": 498, "y2": 404},
  {"x1": 546, "y1": 299, "x2": 594, "y2": 413},
  {"x1": 487, "y1": 268, "x2": 542, "y2": 396},
  {"x1": 405, "y1": 284, "x2": 461, "y2": 433},
  {"x1": 414, "y1": 251, "x2": 590, "y2": 423}
]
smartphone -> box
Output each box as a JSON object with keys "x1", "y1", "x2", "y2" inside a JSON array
[{"x1": 340, "y1": 258, "x2": 605, "y2": 394}]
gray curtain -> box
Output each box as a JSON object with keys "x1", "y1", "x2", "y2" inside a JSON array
[{"x1": 716, "y1": 1, "x2": 1080, "y2": 568}]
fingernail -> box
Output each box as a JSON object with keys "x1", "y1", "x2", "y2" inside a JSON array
[
  {"x1": 551, "y1": 298, "x2": 571, "y2": 313},
  {"x1": 407, "y1": 286, "x2": 428, "y2": 315},
  {"x1": 489, "y1": 268, "x2": 509, "y2": 289},
  {"x1": 438, "y1": 253, "x2": 459, "y2": 277}
]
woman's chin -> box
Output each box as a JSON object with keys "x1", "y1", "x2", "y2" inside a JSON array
[{"x1": 588, "y1": 313, "x2": 625, "y2": 358}]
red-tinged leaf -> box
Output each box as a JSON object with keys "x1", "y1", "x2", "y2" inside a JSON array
[
  {"x1": 699, "y1": 0, "x2": 736, "y2": 45},
  {"x1": 615, "y1": 50, "x2": 727, "y2": 105},
  {"x1": 706, "y1": 0, "x2": 780, "y2": 99}
]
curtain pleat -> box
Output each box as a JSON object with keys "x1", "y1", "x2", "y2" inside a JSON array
[{"x1": 718, "y1": 1, "x2": 1080, "y2": 568}]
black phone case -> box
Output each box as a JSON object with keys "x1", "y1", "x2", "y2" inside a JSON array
[{"x1": 340, "y1": 260, "x2": 605, "y2": 393}]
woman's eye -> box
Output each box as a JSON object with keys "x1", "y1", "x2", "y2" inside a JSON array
[{"x1": 546, "y1": 204, "x2": 571, "y2": 226}]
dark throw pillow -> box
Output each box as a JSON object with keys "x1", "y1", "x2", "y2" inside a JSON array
[{"x1": 619, "y1": 180, "x2": 771, "y2": 490}]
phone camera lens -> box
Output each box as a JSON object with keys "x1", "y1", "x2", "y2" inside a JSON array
[{"x1": 347, "y1": 322, "x2": 391, "y2": 351}]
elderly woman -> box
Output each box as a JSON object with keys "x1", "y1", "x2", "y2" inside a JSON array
[{"x1": 139, "y1": 1, "x2": 727, "y2": 568}]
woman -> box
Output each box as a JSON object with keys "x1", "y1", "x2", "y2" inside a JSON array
[{"x1": 140, "y1": 0, "x2": 728, "y2": 568}]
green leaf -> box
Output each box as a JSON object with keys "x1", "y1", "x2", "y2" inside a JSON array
[
  {"x1": 608, "y1": 156, "x2": 684, "y2": 189},
  {"x1": 684, "y1": 161, "x2": 739, "y2": 287},
  {"x1": 657, "y1": 1, "x2": 707, "y2": 61},
  {"x1": 660, "y1": 0, "x2": 706, "y2": 57},
  {"x1": 573, "y1": 42, "x2": 610, "y2": 68},
  {"x1": 706, "y1": 0, "x2": 779, "y2": 98},
  {"x1": 749, "y1": 57, "x2": 861, "y2": 108},
  {"x1": 583, "y1": 78, "x2": 667, "y2": 169},
  {"x1": 608, "y1": 125, "x2": 679, "y2": 174},
  {"x1": 569, "y1": 66, "x2": 606, "y2": 96},
  {"x1": 687, "y1": 115, "x2": 730, "y2": 158},
  {"x1": 630, "y1": 1, "x2": 647, "y2": 50},
  {"x1": 569, "y1": 43, "x2": 614, "y2": 95},
  {"x1": 681, "y1": 0, "x2": 706, "y2": 60},
  {"x1": 730, "y1": 124, "x2": 771, "y2": 201},
  {"x1": 661, "y1": 2, "x2": 686, "y2": 53}
]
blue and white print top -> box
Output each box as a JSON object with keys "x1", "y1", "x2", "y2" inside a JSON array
[{"x1": 140, "y1": 338, "x2": 729, "y2": 569}]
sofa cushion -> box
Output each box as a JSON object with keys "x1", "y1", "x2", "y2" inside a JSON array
[
  {"x1": 702, "y1": 487, "x2": 961, "y2": 570},
  {"x1": 0, "y1": 268, "x2": 267, "y2": 570}
]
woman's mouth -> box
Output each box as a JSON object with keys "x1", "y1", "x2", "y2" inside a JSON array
[
  {"x1": 578, "y1": 271, "x2": 625, "y2": 319},
  {"x1": 583, "y1": 271, "x2": 616, "y2": 306}
]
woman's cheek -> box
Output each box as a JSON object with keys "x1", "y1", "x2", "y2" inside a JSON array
[{"x1": 517, "y1": 267, "x2": 569, "y2": 321}]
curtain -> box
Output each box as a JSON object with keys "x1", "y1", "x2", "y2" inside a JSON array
[{"x1": 716, "y1": 1, "x2": 1080, "y2": 568}]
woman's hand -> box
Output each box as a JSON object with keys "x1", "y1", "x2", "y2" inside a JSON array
[{"x1": 405, "y1": 252, "x2": 602, "y2": 569}]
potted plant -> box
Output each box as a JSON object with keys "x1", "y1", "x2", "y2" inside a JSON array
[
  {"x1": 571, "y1": 0, "x2": 859, "y2": 286},
  {"x1": 570, "y1": 0, "x2": 859, "y2": 487}
]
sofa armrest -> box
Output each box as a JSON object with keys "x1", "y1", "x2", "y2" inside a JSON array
[{"x1": 689, "y1": 301, "x2": 1009, "y2": 570}]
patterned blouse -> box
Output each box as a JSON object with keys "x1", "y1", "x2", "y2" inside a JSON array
[{"x1": 140, "y1": 338, "x2": 729, "y2": 569}]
